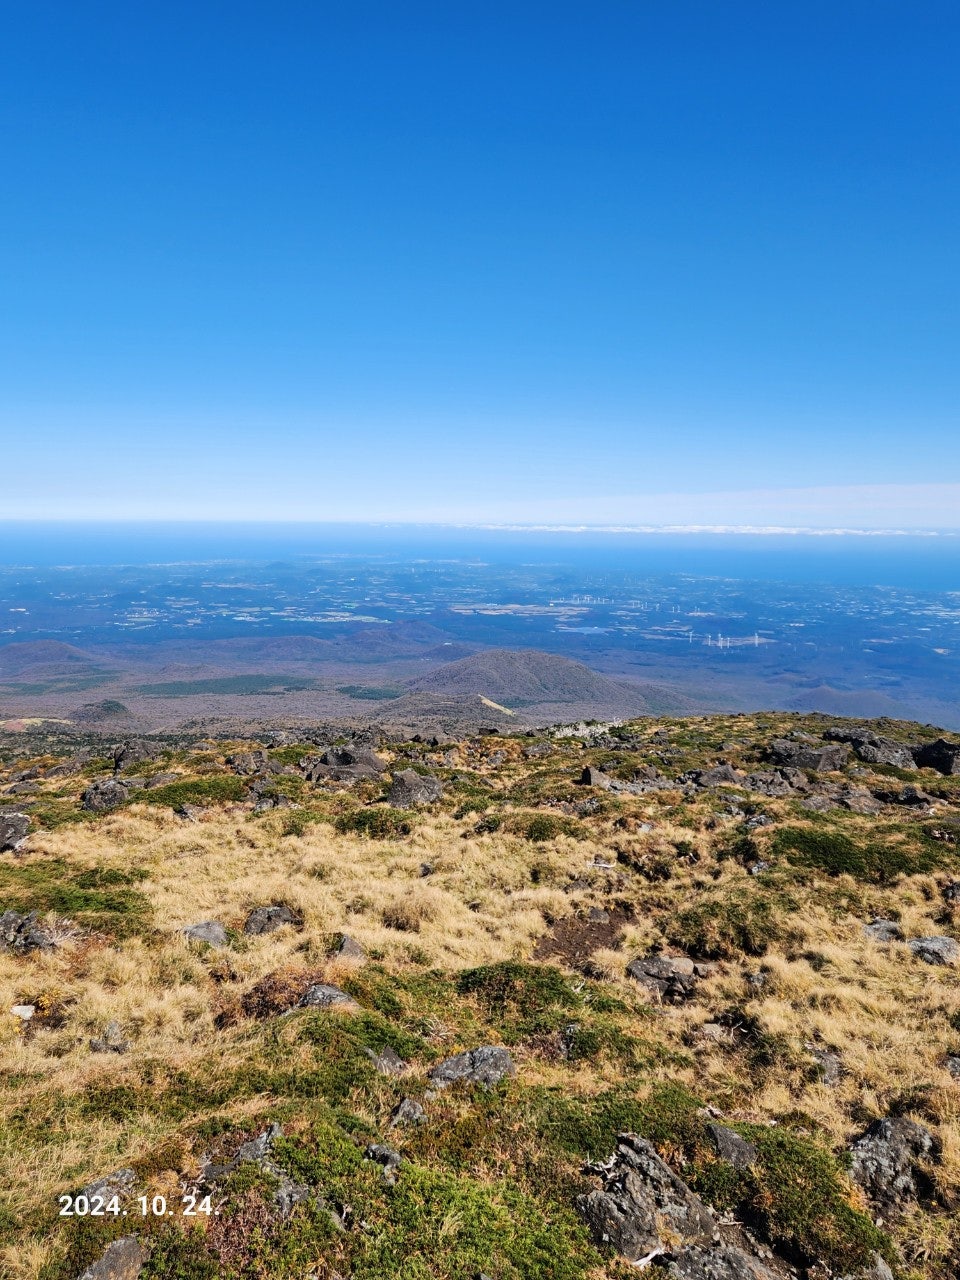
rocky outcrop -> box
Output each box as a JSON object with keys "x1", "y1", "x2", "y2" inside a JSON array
[
  {"x1": 297, "y1": 983, "x2": 358, "y2": 1011},
  {"x1": 848, "y1": 1116, "x2": 939, "y2": 1220},
  {"x1": 426, "y1": 1045, "x2": 515, "y2": 1090},
  {"x1": 576, "y1": 1133, "x2": 716, "y2": 1262},
  {"x1": 768, "y1": 739, "x2": 849, "y2": 771},
  {"x1": 0, "y1": 909, "x2": 56, "y2": 953},
  {"x1": 913, "y1": 738, "x2": 960, "y2": 775},
  {"x1": 76, "y1": 1236, "x2": 144, "y2": 1280},
  {"x1": 626, "y1": 954, "x2": 713, "y2": 1003},
  {"x1": 243, "y1": 904, "x2": 302, "y2": 935},
  {"x1": 201, "y1": 1123, "x2": 318, "y2": 1220},
  {"x1": 823, "y1": 728, "x2": 917, "y2": 770},
  {"x1": 665, "y1": 1245, "x2": 778, "y2": 1280},
  {"x1": 0, "y1": 811, "x2": 29, "y2": 851},
  {"x1": 113, "y1": 740, "x2": 161, "y2": 772},
  {"x1": 908, "y1": 935, "x2": 958, "y2": 965},
  {"x1": 82, "y1": 779, "x2": 134, "y2": 812},
  {"x1": 387, "y1": 769, "x2": 443, "y2": 807},
  {"x1": 705, "y1": 1123, "x2": 757, "y2": 1169}
]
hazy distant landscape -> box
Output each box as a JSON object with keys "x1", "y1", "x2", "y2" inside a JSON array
[{"x1": 0, "y1": 530, "x2": 957, "y2": 734}]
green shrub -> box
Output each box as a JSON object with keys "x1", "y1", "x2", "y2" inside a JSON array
[
  {"x1": 457, "y1": 961, "x2": 580, "y2": 1040},
  {"x1": 773, "y1": 825, "x2": 944, "y2": 882},
  {"x1": 142, "y1": 775, "x2": 247, "y2": 809},
  {"x1": 668, "y1": 888, "x2": 789, "y2": 958},
  {"x1": 0, "y1": 859, "x2": 151, "y2": 937},
  {"x1": 334, "y1": 807, "x2": 411, "y2": 839}
]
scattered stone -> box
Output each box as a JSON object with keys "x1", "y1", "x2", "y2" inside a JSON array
[
  {"x1": 746, "y1": 861, "x2": 770, "y2": 876},
  {"x1": 90, "y1": 1020, "x2": 129, "y2": 1054},
  {"x1": 576, "y1": 1133, "x2": 716, "y2": 1262},
  {"x1": 226, "y1": 750, "x2": 276, "y2": 776},
  {"x1": 77, "y1": 1235, "x2": 144, "y2": 1280},
  {"x1": 863, "y1": 918, "x2": 903, "y2": 943},
  {"x1": 912, "y1": 738, "x2": 960, "y2": 775},
  {"x1": 201, "y1": 1123, "x2": 313, "y2": 1218},
  {"x1": 942, "y1": 879, "x2": 960, "y2": 902},
  {"x1": 77, "y1": 1168, "x2": 137, "y2": 1203},
  {"x1": 666, "y1": 1244, "x2": 778, "y2": 1280},
  {"x1": 334, "y1": 933, "x2": 366, "y2": 959},
  {"x1": 181, "y1": 920, "x2": 228, "y2": 948},
  {"x1": 0, "y1": 909, "x2": 56, "y2": 953},
  {"x1": 806, "y1": 1043, "x2": 843, "y2": 1084},
  {"x1": 705, "y1": 1123, "x2": 757, "y2": 1169},
  {"x1": 690, "y1": 763, "x2": 745, "y2": 788},
  {"x1": 626, "y1": 954, "x2": 698, "y2": 1002},
  {"x1": 389, "y1": 1097, "x2": 426, "y2": 1127},
  {"x1": 838, "y1": 786, "x2": 884, "y2": 815},
  {"x1": 0, "y1": 811, "x2": 29, "y2": 851},
  {"x1": 297, "y1": 983, "x2": 358, "y2": 1011},
  {"x1": 82, "y1": 779, "x2": 131, "y2": 812},
  {"x1": 387, "y1": 769, "x2": 444, "y2": 807},
  {"x1": 848, "y1": 1116, "x2": 939, "y2": 1219},
  {"x1": 174, "y1": 803, "x2": 205, "y2": 821},
  {"x1": 322, "y1": 744, "x2": 385, "y2": 773},
  {"x1": 243, "y1": 904, "x2": 302, "y2": 935},
  {"x1": 364, "y1": 1044, "x2": 407, "y2": 1075},
  {"x1": 419, "y1": 861, "x2": 434, "y2": 877},
  {"x1": 365, "y1": 1142, "x2": 403, "y2": 1183},
  {"x1": 427, "y1": 1045, "x2": 515, "y2": 1091},
  {"x1": 11, "y1": 1004, "x2": 34, "y2": 1020},
  {"x1": 945, "y1": 1055, "x2": 960, "y2": 1079},
  {"x1": 908, "y1": 935, "x2": 959, "y2": 966}
]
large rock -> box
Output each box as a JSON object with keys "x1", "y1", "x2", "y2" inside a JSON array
[
  {"x1": 321, "y1": 744, "x2": 385, "y2": 774},
  {"x1": 82, "y1": 779, "x2": 132, "y2": 812},
  {"x1": 824, "y1": 728, "x2": 917, "y2": 771},
  {"x1": 113, "y1": 740, "x2": 161, "y2": 773},
  {"x1": 297, "y1": 983, "x2": 358, "y2": 1011},
  {"x1": 426, "y1": 1045, "x2": 515, "y2": 1090},
  {"x1": 848, "y1": 1116, "x2": 939, "y2": 1219},
  {"x1": 908, "y1": 935, "x2": 959, "y2": 966},
  {"x1": 0, "y1": 909, "x2": 56, "y2": 953},
  {"x1": 626, "y1": 954, "x2": 706, "y2": 1003},
  {"x1": 243, "y1": 904, "x2": 302, "y2": 935},
  {"x1": 387, "y1": 769, "x2": 444, "y2": 808},
  {"x1": 181, "y1": 920, "x2": 228, "y2": 948},
  {"x1": 768, "y1": 739, "x2": 849, "y2": 771},
  {"x1": 0, "y1": 811, "x2": 29, "y2": 852},
  {"x1": 863, "y1": 919, "x2": 903, "y2": 943},
  {"x1": 76, "y1": 1236, "x2": 144, "y2": 1280},
  {"x1": 705, "y1": 1123, "x2": 757, "y2": 1169},
  {"x1": 576, "y1": 1133, "x2": 716, "y2": 1262},
  {"x1": 912, "y1": 738, "x2": 960, "y2": 775},
  {"x1": 666, "y1": 1245, "x2": 778, "y2": 1280}
]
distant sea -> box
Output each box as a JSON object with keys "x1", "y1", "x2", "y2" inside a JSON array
[{"x1": 0, "y1": 523, "x2": 958, "y2": 592}]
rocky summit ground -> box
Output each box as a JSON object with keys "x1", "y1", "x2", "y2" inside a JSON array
[{"x1": 1, "y1": 712, "x2": 959, "y2": 1280}]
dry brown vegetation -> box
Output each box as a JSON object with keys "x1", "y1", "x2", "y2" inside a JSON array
[{"x1": 1, "y1": 712, "x2": 958, "y2": 1278}]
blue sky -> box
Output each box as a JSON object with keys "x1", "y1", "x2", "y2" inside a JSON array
[{"x1": 1, "y1": 2, "x2": 958, "y2": 525}]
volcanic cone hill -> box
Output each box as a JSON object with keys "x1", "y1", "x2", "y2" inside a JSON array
[{"x1": 1, "y1": 710, "x2": 959, "y2": 1279}]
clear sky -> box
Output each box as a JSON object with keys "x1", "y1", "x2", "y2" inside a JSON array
[{"x1": 1, "y1": 2, "x2": 958, "y2": 526}]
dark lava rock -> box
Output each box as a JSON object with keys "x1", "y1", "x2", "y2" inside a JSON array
[
  {"x1": 365, "y1": 1142, "x2": 403, "y2": 1183},
  {"x1": 943, "y1": 880, "x2": 960, "y2": 902},
  {"x1": 580, "y1": 766, "x2": 613, "y2": 788},
  {"x1": 322, "y1": 744, "x2": 385, "y2": 773},
  {"x1": 875, "y1": 783, "x2": 939, "y2": 808},
  {"x1": 745, "y1": 770, "x2": 800, "y2": 797},
  {"x1": 690, "y1": 763, "x2": 745, "y2": 788},
  {"x1": 0, "y1": 811, "x2": 29, "y2": 852},
  {"x1": 908, "y1": 935, "x2": 959, "y2": 965},
  {"x1": 945, "y1": 1055, "x2": 960, "y2": 1079},
  {"x1": 77, "y1": 1168, "x2": 137, "y2": 1203},
  {"x1": 113, "y1": 740, "x2": 161, "y2": 772},
  {"x1": 666, "y1": 1245, "x2": 778, "y2": 1280},
  {"x1": 705, "y1": 1123, "x2": 757, "y2": 1170},
  {"x1": 389, "y1": 1096, "x2": 426, "y2": 1127},
  {"x1": 913, "y1": 738, "x2": 960, "y2": 775},
  {"x1": 576, "y1": 1133, "x2": 716, "y2": 1262},
  {"x1": 201, "y1": 1122, "x2": 314, "y2": 1219},
  {"x1": 182, "y1": 920, "x2": 228, "y2": 948},
  {"x1": 824, "y1": 728, "x2": 918, "y2": 771},
  {"x1": 626, "y1": 954, "x2": 699, "y2": 1003},
  {"x1": 82, "y1": 779, "x2": 131, "y2": 812},
  {"x1": 364, "y1": 1044, "x2": 407, "y2": 1075},
  {"x1": 768, "y1": 739, "x2": 849, "y2": 771},
  {"x1": 77, "y1": 1235, "x2": 144, "y2": 1280},
  {"x1": 838, "y1": 786, "x2": 883, "y2": 815},
  {"x1": 297, "y1": 983, "x2": 358, "y2": 1010},
  {"x1": 243, "y1": 904, "x2": 302, "y2": 935},
  {"x1": 0, "y1": 909, "x2": 56, "y2": 953},
  {"x1": 387, "y1": 769, "x2": 444, "y2": 808},
  {"x1": 427, "y1": 1045, "x2": 515, "y2": 1090},
  {"x1": 848, "y1": 1116, "x2": 939, "y2": 1219},
  {"x1": 863, "y1": 918, "x2": 903, "y2": 943},
  {"x1": 226, "y1": 750, "x2": 277, "y2": 776}
]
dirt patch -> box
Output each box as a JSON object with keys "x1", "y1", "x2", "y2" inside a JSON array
[
  {"x1": 533, "y1": 905, "x2": 631, "y2": 970},
  {"x1": 216, "y1": 966, "x2": 328, "y2": 1026}
]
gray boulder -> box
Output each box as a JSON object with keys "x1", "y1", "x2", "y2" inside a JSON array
[
  {"x1": 365, "y1": 1142, "x2": 403, "y2": 1183},
  {"x1": 908, "y1": 935, "x2": 959, "y2": 966},
  {"x1": 77, "y1": 1168, "x2": 136, "y2": 1203},
  {"x1": 387, "y1": 769, "x2": 444, "y2": 808},
  {"x1": 427, "y1": 1045, "x2": 515, "y2": 1090},
  {"x1": 77, "y1": 1236, "x2": 144, "y2": 1280},
  {"x1": 705, "y1": 1123, "x2": 757, "y2": 1169},
  {"x1": 824, "y1": 728, "x2": 917, "y2": 771},
  {"x1": 89, "y1": 1020, "x2": 129, "y2": 1054},
  {"x1": 335, "y1": 932, "x2": 366, "y2": 959},
  {"x1": 0, "y1": 909, "x2": 56, "y2": 953},
  {"x1": 806, "y1": 1044, "x2": 843, "y2": 1084},
  {"x1": 297, "y1": 983, "x2": 358, "y2": 1011},
  {"x1": 576, "y1": 1133, "x2": 716, "y2": 1262},
  {"x1": 945, "y1": 1055, "x2": 960, "y2": 1079},
  {"x1": 580, "y1": 766, "x2": 613, "y2": 788},
  {"x1": 666, "y1": 1245, "x2": 778, "y2": 1280},
  {"x1": 82, "y1": 779, "x2": 131, "y2": 812},
  {"x1": 626, "y1": 954, "x2": 701, "y2": 1003},
  {"x1": 113, "y1": 740, "x2": 161, "y2": 772},
  {"x1": 201, "y1": 1122, "x2": 313, "y2": 1219},
  {"x1": 0, "y1": 811, "x2": 29, "y2": 851},
  {"x1": 181, "y1": 920, "x2": 228, "y2": 948},
  {"x1": 913, "y1": 738, "x2": 960, "y2": 775},
  {"x1": 389, "y1": 1096, "x2": 426, "y2": 1127},
  {"x1": 863, "y1": 919, "x2": 903, "y2": 943},
  {"x1": 848, "y1": 1116, "x2": 939, "y2": 1219},
  {"x1": 364, "y1": 1044, "x2": 407, "y2": 1075},
  {"x1": 243, "y1": 904, "x2": 302, "y2": 935}
]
